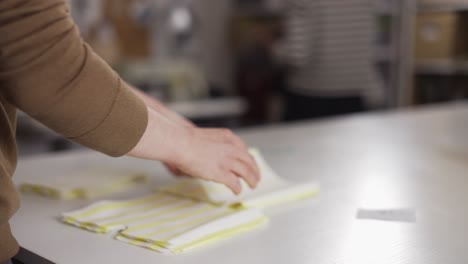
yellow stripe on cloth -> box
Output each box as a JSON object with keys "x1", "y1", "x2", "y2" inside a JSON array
[
  {"x1": 63, "y1": 192, "x2": 269, "y2": 254},
  {"x1": 104, "y1": 200, "x2": 199, "y2": 227},
  {"x1": 114, "y1": 215, "x2": 268, "y2": 253},
  {"x1": 85, "y1": 195, "x2": 179, "y2": 223},
  {"x1": 173, "y1": 216, "x2": 268, "y2": 253},
  {"x1": 70, "y1": 193, "x2": 164, "y2": 219},
  {"x1": 124, "y1": 204, "x2": 215, "y2": 233},
  {"x1": 20, "y1": 169, "x2": 148, "y2": 200},
  {"x1": 137, "y1": 210, "x2": 233, "y2": 240}
]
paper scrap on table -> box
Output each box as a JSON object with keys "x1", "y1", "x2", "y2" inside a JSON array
[{"x1": 356, "y1": 208, "x2": 417, "y2": 222}]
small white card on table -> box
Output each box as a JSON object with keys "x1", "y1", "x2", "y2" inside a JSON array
[{"x1": 356, "y1": 208, "x2": 417, "y2": 222}]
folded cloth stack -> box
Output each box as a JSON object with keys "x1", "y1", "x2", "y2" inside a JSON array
[
  {"x1": 62, "y1": 193, "x2": 267, "y2": 254},
  {"x1": 19, "y1": 168, "x2": 147, "y2": 199},
  {"x1": 62, "y1": 149, "x2": 319, "y2": 254}
]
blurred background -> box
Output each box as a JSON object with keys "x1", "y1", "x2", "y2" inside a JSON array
[{"x1": 16, "y1": 0, "x2": 468, "y2": 155}]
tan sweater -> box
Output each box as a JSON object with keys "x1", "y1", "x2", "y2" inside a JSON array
[{"x1": 0, "y1": 0, "x2": 148, "y2": 261}]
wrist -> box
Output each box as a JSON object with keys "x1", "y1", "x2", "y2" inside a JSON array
[
  {"x1": 127, "y1": 107, "x2": 193, "y2": 163},
  {"x1": 160, "y1": 123, "x2": 194, "y2": 164}
]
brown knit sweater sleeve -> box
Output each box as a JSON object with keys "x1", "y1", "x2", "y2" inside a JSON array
[{"x1": 0, "y1": 0, "x2": 148, "y2": 157}]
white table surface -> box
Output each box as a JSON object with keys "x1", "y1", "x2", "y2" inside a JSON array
[{"x1": 10, "y1": 102, "x2": 468, "y2": 264}]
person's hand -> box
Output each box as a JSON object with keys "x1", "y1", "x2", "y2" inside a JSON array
[
  {"x1": 129, "y1": 85, "x2": 201, "y2": 177},
  {"x1": 164, "y1": 163, "x2": 185, "y2": 177},
  {"x1": 170, "y1": 127, "x2": 260, "y2": 194},
  {"x1": 128, "y1": 107, "x2": 260, "y2": 194}
]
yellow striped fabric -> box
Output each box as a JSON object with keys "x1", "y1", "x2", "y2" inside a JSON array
[
  {"x1": 62, "y1": 192, "x2": 267, "y2": 254},
  {"x1": 61, "y1": 149, "x2": 318, "y2": 253},
  {"x1": 159, "y1": 149, "x2": 320, "y2": 208},
  {"x1": 20, "y1": 168, "x2": 148, "y2": 200}
]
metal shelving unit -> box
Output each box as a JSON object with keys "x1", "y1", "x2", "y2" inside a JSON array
[
  {"x1": 412, "y1": 1, "x2": 468, "y2": 104},
  {"x1": 396, "y1": 0, "x2": 418, "y2": 106},
  {"x1": 373, "y1": 0, "x2": 417, "y2": 107},
  {"x1": 415, "y1": 0, "x2": 468, "y2": 76},
  {"x1": 415, "y1": 59, "x2": 468, "y2": 75},
  {"x1": 418, "y1": 2, "x2": 468, "y2": 12}
]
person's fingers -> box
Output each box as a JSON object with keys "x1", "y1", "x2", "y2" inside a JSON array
[
  {"x1": 232, "y1": 149, "x2": 260, "y2": 182},
  {"x1": 199, "y1": 130, "x2": 255, "y2": 171},
  {"x1": 165, "y1": 163, "x2": 185, "y2": 176},
  {"x1": 201, "y1": 129, "x2": 248, "y2": 150},
  {"x1": 225, "y1": 131, "x2": 249, "y2": 150},
  {"x1": 172, "y1": 167, "x2": 185, "y2": 176},
  {"x1": 247, "y1": 153, "x2": 260, "y2": 180},
  {"x1": 222, "y1": 133, "x2": 259, "y2": 179},
  {"x1": 219, "y1": 172, "x2": 242, "y2": 195},
  {"x1": 229, "y1": 158, "x2": 258, "y2": 189},
  {"x1": 164, "y1": 163, "x2": 175, "y2": 174}
]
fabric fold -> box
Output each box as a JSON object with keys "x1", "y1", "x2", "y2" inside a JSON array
[
  {"x1": 20, "y1": 168, "x2": 148, "y2": 200},
  {"x1": 159, "y1": 149, "x2": 320, "y2": 208},
  {"x1": 62, "y1": 193, "x2": 267, "y2": 254}
]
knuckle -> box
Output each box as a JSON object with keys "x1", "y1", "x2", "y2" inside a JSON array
[
  {"x1": 223, "y1": 174, "x2": 236, "y2": 186},
  {"x1": 218, "y1": 162, "x2": 229, "y2": 172},
  {"x1": 230, "y1": 177, "x2": 241, "y2": 187},
  {"x1": 224, "y1": 145, "x2": 238, "y2": 157},
  {"x1": 232, "y1": 136, "x2": 243, "y2": 146},
  {"x1": 240, "y1": 163, "x2": 249, "y2": 175},
  {"x1": 221, "y1": 129, "x2": 233, "y2": 139}
]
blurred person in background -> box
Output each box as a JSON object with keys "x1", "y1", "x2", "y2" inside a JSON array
[
  {"x1": 0, "y1": 1, "x2": 259, "y2": 263},
  {"x1": 275, "y1": 0, "x2": 384, "y2": 121}
]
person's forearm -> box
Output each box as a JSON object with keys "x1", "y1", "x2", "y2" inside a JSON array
[
  {"x1": 0, "y1": 0, "x2": 147, "y2": 157},
  {"x1": 129, "y1": 85, "x2": 194, "y2": 128},
  {"x1": 127, "y1": 107, "x2": 189, "y2": 162},
  {"x1": 128, "y1": 106, "x2": 260, "y2": 194}
]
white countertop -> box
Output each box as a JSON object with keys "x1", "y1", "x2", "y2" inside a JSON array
[{"x1": 10, "y1": 102, "x2": 468, "y2": 263}]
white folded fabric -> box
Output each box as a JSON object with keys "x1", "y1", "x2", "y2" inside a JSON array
[
  {"x1": 19, "y1": 167, "x2": 147, "y2": 199},
  {"x1": 61, "y1": 149, "x2": 317, "y2": 254},
  {"x1": 62, "y1": 193, "x2": 268, "y2": 254},
  {"x1": 159, "y1": 149, "x2": 320, "y2": 208}
]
